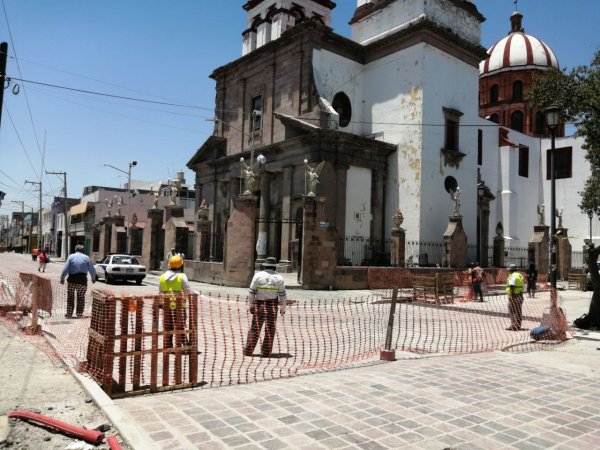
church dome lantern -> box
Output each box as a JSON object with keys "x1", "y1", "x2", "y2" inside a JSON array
[{"x1": 479, "y1": 11, "x2": 559, "y2": 77}]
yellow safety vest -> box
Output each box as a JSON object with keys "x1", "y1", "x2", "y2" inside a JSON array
[
  {"x1": 506, "y1": 272, "x2": 524, "y2": 295},
  {"x1": 159, "y1": 273, "x2": 183, "y2": 292}
]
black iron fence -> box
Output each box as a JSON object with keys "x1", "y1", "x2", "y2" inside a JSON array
[{"x1": 337, "y1": 236, "x2": 391, "y2": 266}]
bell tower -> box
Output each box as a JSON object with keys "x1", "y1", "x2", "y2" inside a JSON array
[{"x1": 242, "y1": 0, "x2": 336, "y2": 55}]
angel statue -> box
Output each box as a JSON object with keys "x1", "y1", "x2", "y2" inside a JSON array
[
  {"x1": 240, "y1": 157, "x2": 262, "y2": 195},
  {"x1": 537, "y1": 204, "x2": 545, "y2": 226},
  {"x1": 150, "y1": 185, "x2": 160, "y2": 209},
  {"x1": 116, "y1": 195, "x2": 124, "y2": 216},
  {"x1": 450, "y1": 187, "x2": 461, "y2": 216},
  {"x1": 105, "y1": 197, "x2": 113, "y2": 216},
  {"x1": 555, "y1": 208, "x2": 563, "y2": 229},
  {"x1": 304, "y1": 159, "x2": 325, "y2": 197}
]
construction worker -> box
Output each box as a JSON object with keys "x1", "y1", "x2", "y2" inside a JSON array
[
  {"x1": 244, "y1": 257, "x2": 287, "y2": 357},
  {"x1": 32, "y1": 246, "x2": 39, "y2": 261},
  {"x1": 159, "y1": 254, "x2": 191, "y2": 348},
  {"x1": 506, "y1": 263, "x2": 525, "y2": 330}
]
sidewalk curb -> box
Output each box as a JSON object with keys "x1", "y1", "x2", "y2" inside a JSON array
[{"x1": 70, "y1": 369, "x2": 160, "y2": 450}]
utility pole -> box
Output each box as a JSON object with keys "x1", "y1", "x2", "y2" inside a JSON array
[
  {"x1": 0, "y1": 42, "x2": 8, "y2": 129},
  {"x1": 25, "y1": 180, "x2": 42, "y2": 251},
  {"x1": 10, "y1": 200, "x2": 24, "y2": 252},
  {"x1": 47, "y1": 171, "x2": 68, "y2": 257}
]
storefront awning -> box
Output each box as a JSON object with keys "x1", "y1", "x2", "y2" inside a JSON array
[{"x1": 69, "y1": 202, "x2": 94, "y2": 216}]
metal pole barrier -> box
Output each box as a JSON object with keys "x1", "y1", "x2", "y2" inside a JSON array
[{"x1": 380, "y1": 287, "x2": 398, "y2": 361}]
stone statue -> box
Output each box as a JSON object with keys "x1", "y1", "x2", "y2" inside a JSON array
[
  {"x1": 240, "y1": 158, "x2": 264, "y2": 195},
  {"x1": 450, "y1": 187, "x2": 461, "y2": 216},
  {"x1": 150, "y1": 185, "x2": 160, "y2": 209},
  {"x1": 131, "y1": 213, "x2": 138, "y2": 227},
  {"x1": 198, "y1": 198, "x2": 209, "y2": 220},
  {"x1": 116, "y1": 195, "x2": 123, "y2": 216},
  {"x1": 537, "y1": 204, "x2": 545, "y2": 226},
  {"x1": 168, "y1": 179, "x2": 181, "y2": 206},
  {"x1": 555, "y1": 208, "x2": 563, "y2": 228},
  {"x1": 304, "y1": 160, "x2": 325, "y2": 197},
  {"x1": 105, "y1": 197, "x2": 113, "y2": 216}
]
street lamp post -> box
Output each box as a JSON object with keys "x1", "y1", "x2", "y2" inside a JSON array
[
  {"x1": 544, "y1": 105, "x2": 561, "y2": 292},
  {"x1": 588, "y1": 210, "x2": 594, "y2": 245},
  {"x1": 103, "y1": 161, "x2": 137, "y2": 254},
  {"x1": 477, "y1": 184, "x2": 485, "y2": 265}
]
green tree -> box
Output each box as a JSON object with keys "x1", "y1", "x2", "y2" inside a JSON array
[{"x1": 528, "y1": 50, "x2": 600, "y2": 328}]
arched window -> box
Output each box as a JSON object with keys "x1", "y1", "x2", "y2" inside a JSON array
[
  {"x1": 512, "y1": 80, "x2": 523, "y2": 100},
  {"x1": 489, "y1": 114, "x2": 499, "y2": 124},
  {"x1": 332, "y1": 92, "x2": 352, "y2": 127},
  {"x1": 490, "y1": 84, "x2": 499, "y2": 104},
  {"x1": 511, "y1": 111, "x2": 523, "y2": 132}
]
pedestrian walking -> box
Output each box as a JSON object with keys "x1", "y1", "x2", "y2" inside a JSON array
[
  {"x1": 506, "y1": 263, "x2": 525, "y2": 330},
  {"x1": 159, "y1": 254, "x2": 191, "y2": 348},
  {"x1": 38, "y1": 250, "x2": 48, "y2": 272},
  {"x1": 59, "y1": 245, "x2": 96, "y2": 318},
  {"x1": 244, "y1": 257, "x2": 287, "y2": 358},
  {"x1": 470, "y1": 262, "x2": 484, "y2": 302},
  {"x1": 31, "y1": 246, "x2": 39, "y2": 262},
  {"x1": 527, "y1": 263, "x2": 538, "y2": 298}
]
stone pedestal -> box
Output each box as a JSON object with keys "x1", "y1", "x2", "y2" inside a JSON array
[
  {"x1": 442, "y1": 216, "x2": 467, "y2": 268},
  {"x1": 528, "y1": 225, "x2": 549, "y2": 275},
  {"x1": 493, "y1": 235, "x2": 505, "y2": 268},
  {"x1": 390, "y1": 228, "x2": 406, "y2": 267},
  {"x1": 224, "y1": 195, "x2": 257, "y2": 287},
  {"x1": 557, "y1": 227, "x2": 572, "y2": 280},
  {"x1": 165, "y1": 207, "x2": 189, "y2": 261},
  {"x1": 142, "y1": 209, "x2": 164, "y2": 271},
  {"x1": 301, "y1": 197, "x2": 337, "y2": 289}
]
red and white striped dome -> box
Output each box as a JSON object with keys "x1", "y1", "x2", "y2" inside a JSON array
[{"x1": 480, "y1": 11, "x2": 559, "y2": 76}]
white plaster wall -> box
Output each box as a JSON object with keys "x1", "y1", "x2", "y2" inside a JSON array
[
  {"x1": 351, "y1": 0, "x2": 480, "y2": 47},
  {"x1": 420, "y1": 44, "x2": 480, "y2": 242},
  {"x1": 345, "y1": 166, "x2": 372, "y2": 266}
]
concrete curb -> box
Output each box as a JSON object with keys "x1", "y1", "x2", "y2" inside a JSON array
[{"x1": 70, "y1": 369, "x2": 160, "y2": 450}]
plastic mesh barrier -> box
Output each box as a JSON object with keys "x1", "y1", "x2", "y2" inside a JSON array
[{"x1": 0, "y1": 270, "x2": 568, "y2": 398}]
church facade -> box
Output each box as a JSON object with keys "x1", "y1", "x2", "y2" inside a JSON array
[{"x1": 187, "y1": 0, "x2": 590, "y2": 270}]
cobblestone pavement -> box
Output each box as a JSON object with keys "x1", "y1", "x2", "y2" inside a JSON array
[{"x1": 2, "y1": 252, "x2": 600, "y2": 449}]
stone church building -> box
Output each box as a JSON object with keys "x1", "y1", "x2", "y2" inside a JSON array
[{"x1": 187, "y1": 0, "x2": 590, "y2": 280}]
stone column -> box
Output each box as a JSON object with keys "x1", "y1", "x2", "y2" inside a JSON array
[
  {"x1": 279, "y1": 167, "x2": 293, "y2": 265},
  {"x1": 442, "y1": 216, "x2": 467, "y2": 268},
  {"x1": 335, "y1": 163, "x2": 349, "y2": 238},
  {"x1": 224, "y1": 195, "x2": 257, "y2": 287},
  {"x1": 301, "y1": 197, "x2": 337, "y2": 289},
  {"x1": 528, "y1": 225, "x2": 549, "y2": 275},
  {"x1": 110, "y1": 215, "x2": 125, "y2": 254},
  {"x1": 556, "y1": 228, "x2": 572, "y2": 280},
  {"x1": 255, "y1": 172, "x2": 270, "y2": 266},
  {"x1": 142, "y1": 209, "x2": 164, "y2": 271},
  {"x1": 195, "y1": 209, "x2": 211, "y2": 262},
  {"x1": 371, "y1": 168, "x2": 385, "y2": 243}
]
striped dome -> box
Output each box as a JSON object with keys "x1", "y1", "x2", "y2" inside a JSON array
[{"x1": 480, "y1": 11, "x2": 559, "y2": 76}]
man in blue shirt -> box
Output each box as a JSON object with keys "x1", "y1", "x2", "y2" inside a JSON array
[{"x1": 60, "y1": 244, "x2": 96, "y2": 318}]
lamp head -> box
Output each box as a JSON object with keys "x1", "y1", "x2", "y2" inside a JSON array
[
  {"x1": 131, "y1": 161, "x2": 137, "y2": 167},
  {"x1": 544, "y1": 105, "x2": 561, "y2": 129}
]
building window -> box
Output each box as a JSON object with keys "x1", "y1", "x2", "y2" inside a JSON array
[
  {"x1": 489, "y1": 114, "x2": 499, "y2": 123},
  {"x1": 477, "y1": 129, "x2": 483, "y2": 166},
  {"x1": 546, "y1": 146, "x2": 573, "y2": 180},
  {"x1": 511, "y1": 110, "x2": 523, "y2": 132},
  {"x1": 332, "y1": 92, "x2": 352, "y2": 127},
  {"x1": 512, "y1": 80, "x2": 523, "y2": 100},
  {"x1": 251, "y1": 96, "x2": 263, "y2": 131},
  {"x1": 519, "y1": 146, "x2": 529, "y2": 178},
  {"x1": 490, "y1": 84, "x2": 499, "y2": 104},
  {"x1": 443, "y1": 108, "x2": 462, "y2": 152}
]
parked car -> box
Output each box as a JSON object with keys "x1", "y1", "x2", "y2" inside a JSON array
[{"x1": 94, "y1": 254, "x2": 146, "y2": 285}]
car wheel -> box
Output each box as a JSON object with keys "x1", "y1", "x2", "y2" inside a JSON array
[
  {"x1": 136, "y1": 279, "x2": 143, "y2": 285},
  {"x1": 105, "y1": 274, "x2": 113, "y2": 284}
]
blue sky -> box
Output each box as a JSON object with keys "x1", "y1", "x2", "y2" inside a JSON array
[{"x1": 1, "y1": 0, "x2": 598, "y2": 216}]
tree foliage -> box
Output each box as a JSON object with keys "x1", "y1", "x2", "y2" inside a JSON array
[{"x1": 528, "y1": 51, "x2": 600, "y2": 328}]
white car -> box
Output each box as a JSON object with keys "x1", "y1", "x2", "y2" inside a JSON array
[{"x1": 94, "y1": 254, "x2": 146, "y2": 285}]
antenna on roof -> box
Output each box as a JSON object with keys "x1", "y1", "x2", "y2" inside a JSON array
[{"x1": 514, "y1": 0, "x2": 519, "y2": 11}]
